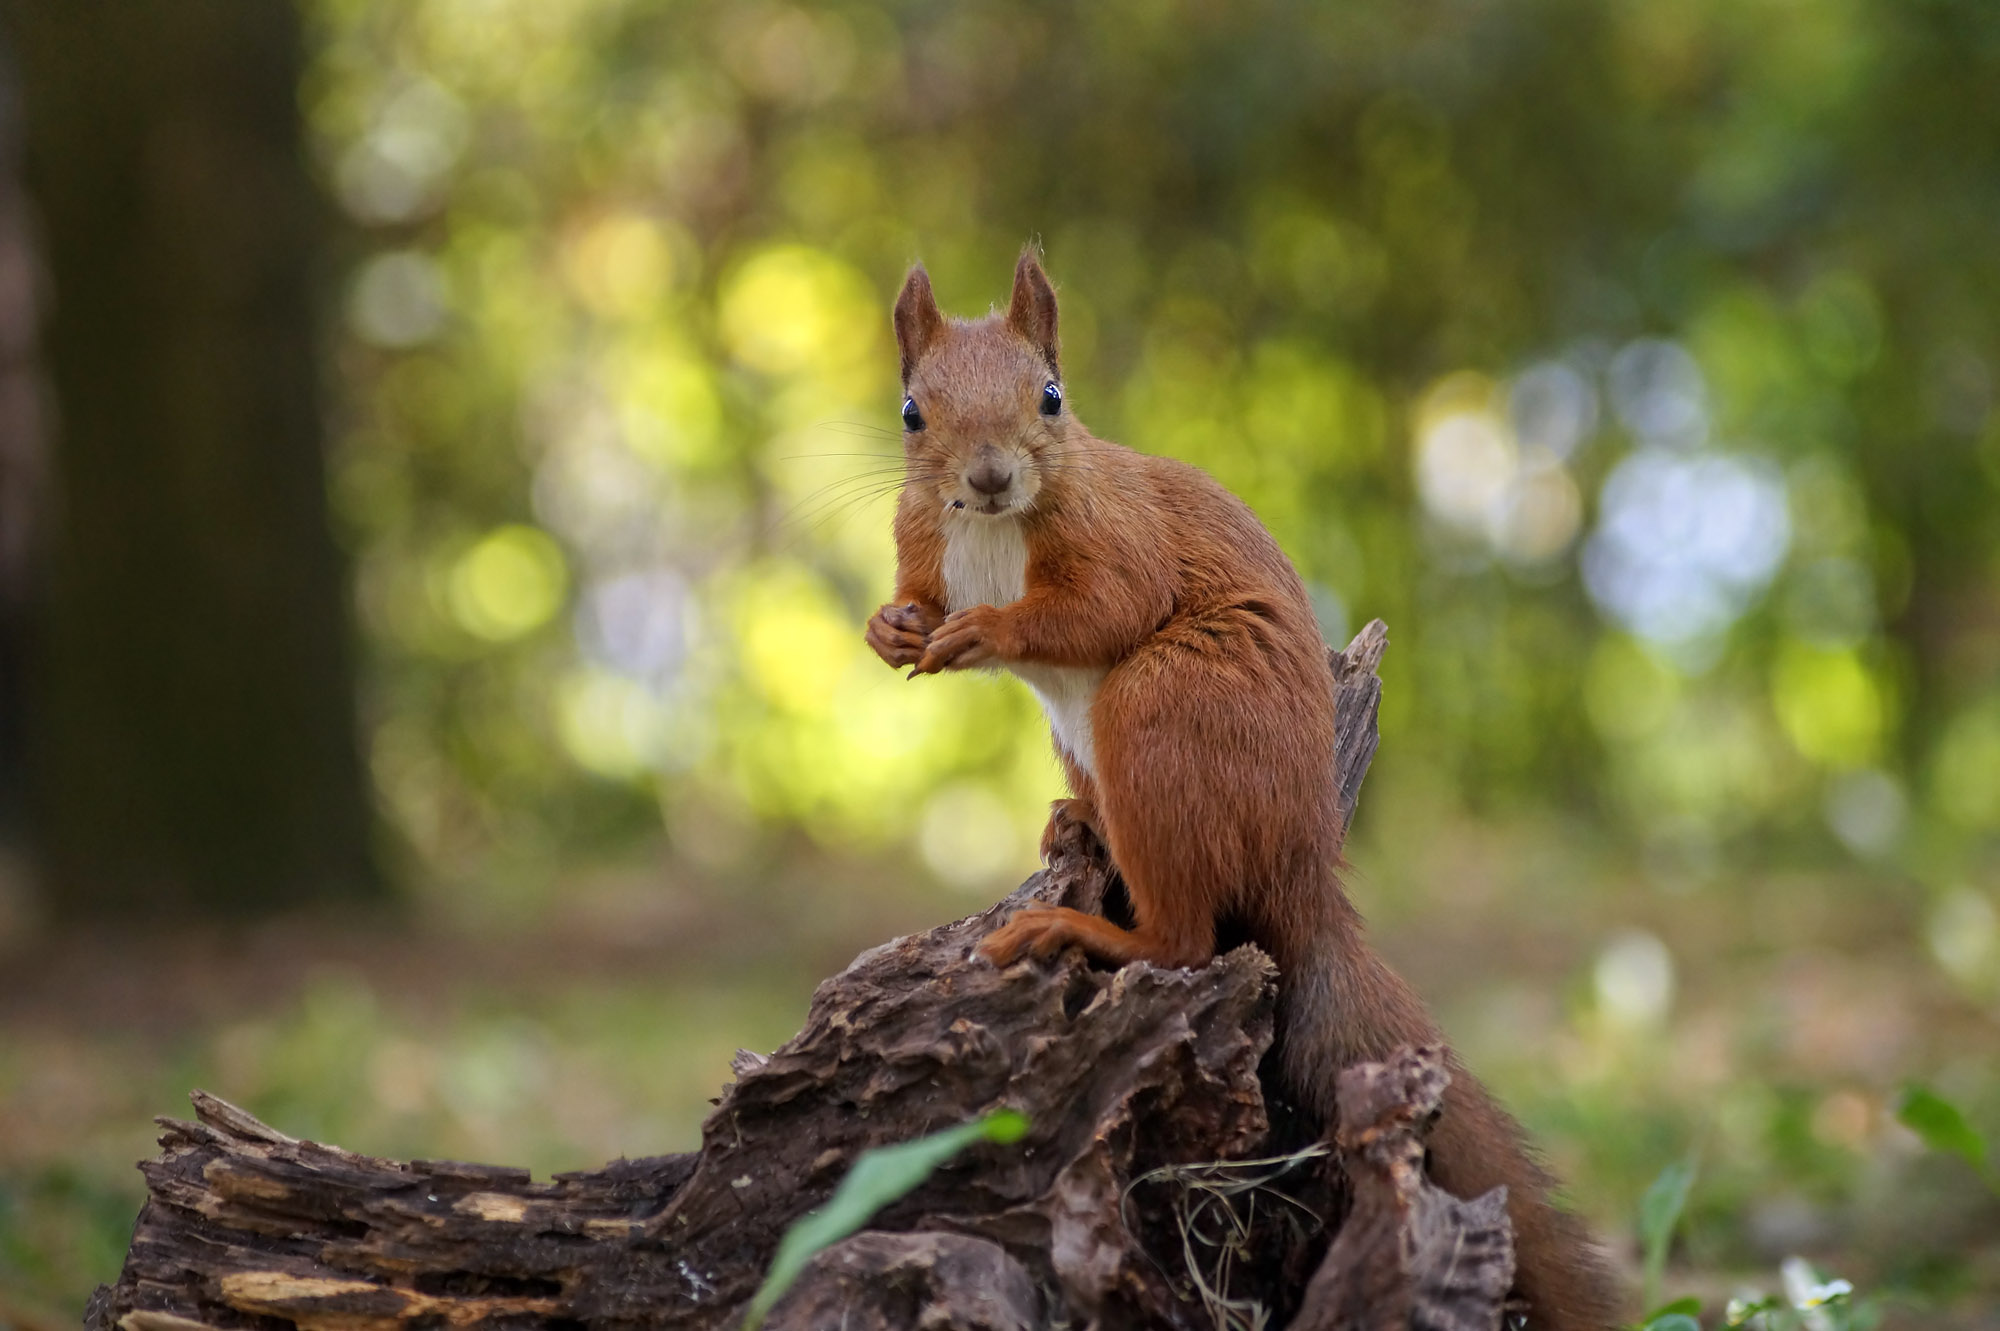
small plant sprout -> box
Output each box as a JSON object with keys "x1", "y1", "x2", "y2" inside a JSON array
[
  {"x1": 740, "y1": 1108, "x2": 1030, "y2": 1331},
  {"x1": 1637, "y1": 1158, "x2": 1696, "y2": 1312}
]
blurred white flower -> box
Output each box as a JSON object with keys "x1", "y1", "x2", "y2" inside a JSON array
[{"x1": 1781, "y1": 1255, "x2": 1852, "y2": 1328}]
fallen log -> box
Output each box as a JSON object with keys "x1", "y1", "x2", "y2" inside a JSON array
[{"x1": 84, "y1": 621, "x2": 1515, "y2": 1331}]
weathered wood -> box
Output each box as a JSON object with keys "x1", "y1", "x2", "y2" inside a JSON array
[
  {"x1": 1291, "y1": 1048, "x2": 1516, "y2": 1331},
  {"x1": 1330, "y1": 618, "x2": 1388, "y2": 835},
  {"x1": 764, "y1": 1232, "x2": 1043, "y2": 1330},
  {"x1": 85, "y1": 622, "x2": 1515, "y2": 1331}
]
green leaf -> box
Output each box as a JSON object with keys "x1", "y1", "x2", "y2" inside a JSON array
[
  {"x1": 1895, "y1": 1086, "x2": 1989, "y2": 1178},
  {"x1": 1637, "y1": 1159, "x2": 1695, "y2": 1311},
  {"x1": 741, "y1": 1108, "x2": 1030, "y2": 1331},
  {"x1": 1644, "y1": 1296, "x2": 1703, "y2": 1323},
  {"x1": 1644, "y1": 1315, "x2": 1701, "y2": 1331}
]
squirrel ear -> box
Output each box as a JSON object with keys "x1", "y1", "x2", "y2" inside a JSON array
[
  {"x1": 893, "y1": 265, "x2": 945, "y2": 385},
  {"x1": 1007, "y1": 249, "x2": 1060, "y2": 377}
]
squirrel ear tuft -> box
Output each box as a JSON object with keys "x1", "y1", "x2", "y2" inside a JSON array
[
  {"x1": 1007, "y1": 249, "x2": 1060, "y2": 378},
  {"x1": 893, "y1": 265, "x2": 945, "y2": 385}
]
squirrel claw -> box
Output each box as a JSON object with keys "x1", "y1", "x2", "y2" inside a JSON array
[
  {"x1": 913, "y1": 606, "x2": 1002, "y2": 674},
  {"x1": 866, "y1": 601, "x2": 943, "y2": 669}
]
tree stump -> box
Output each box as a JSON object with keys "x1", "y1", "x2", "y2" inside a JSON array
[{"x1": 85, "y1": 621, "x2": 1516, "y2": 1331}]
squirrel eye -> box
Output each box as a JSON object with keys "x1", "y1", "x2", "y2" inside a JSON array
[
  {"x1": 1040, "y1": 381, "x2": 1063, "y2": 416},
  {"x1": 902, "y1": 397, "x2": 925, "y2": 431}
]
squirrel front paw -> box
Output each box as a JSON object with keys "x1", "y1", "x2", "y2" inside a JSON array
[
  {"x1": 865, "y1": 601, "x2": 943, "y2": 668},
  {"x1": 911, "y1": 605, "x2": 1008, "y2": 676},
  {"x1": 977, "y1": 907, "x2": 1077, "y2": 965}
]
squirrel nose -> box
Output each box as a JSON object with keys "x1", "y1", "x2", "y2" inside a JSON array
[{"x1": 966, "y1": 458, "x2": 1015, "y2": 496}]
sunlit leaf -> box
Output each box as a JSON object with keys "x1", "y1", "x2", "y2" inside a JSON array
[{"x1": 741, "y1": 1109, "x2": 1030, "y2": 1330}]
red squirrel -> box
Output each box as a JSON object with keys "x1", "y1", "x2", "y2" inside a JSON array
[{"x1": 864, "y1": 251, "x2": 1624, "y2": 1331}]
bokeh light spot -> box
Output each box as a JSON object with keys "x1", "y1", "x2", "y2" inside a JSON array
[
  {"x1": 736, "y1": 567, "x2": 861, "y2": 716},
  {"x1": 335, "y1": 77, "x2": 470, "y2": 225},
  {"x1": 563, "y1": 214, "x2": 675, "y2": 320},
  {"x1": 350, "y1": 251, "x2": 450, "y2": 348},
  {"x1": 1771, "y1": 645, "x2": 1885, "y2": 769},
  {"x1": 555, "y1": 669, "x2": 669, "y2": 779},
  {"x1": 719, "y1": 245, "x2": 878, "y2": 379},
  {"x1": 1821, "y1": 768, "x2": 1906, "y2": 859},
  {"x1": 1582, "y1": 449, "x2": 1790, "y2": 652},
  {"x1": 918, "y1": 782, "x2": 1030, "y2": 892},
  {"x1": 1489, "y1": 452, "x2": 1583, "y2": 565},
  {"x1": 1584, "y1": 635, "x2": 1681, "y2": 742},
  {"x1": 1609, "y1": 339, "x2": 1708, "y2": 449},
  {"x1": 448, "y1": 525, "x2": 569, "y2": 642},
  {"x1": 1509, "y1": 360, "x2": 1599, "y2": 460},
  {"x1": 1417, "y1": 410, "x2": 1516, "y2": 531},
  {"x1": 1931, "y1": 700, "x2": 2000, "y2": 828},
  {"x1": 1594, "y1": 929, "x2": 1675, "y2": 1028},
  {"x1": 1927, "y1": 888, "x2": 1999, "y2": 991}
]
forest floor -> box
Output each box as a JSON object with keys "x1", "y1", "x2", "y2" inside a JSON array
[{"x1": 2, "y1": 815, "x2": 1996, "y2": 1329}]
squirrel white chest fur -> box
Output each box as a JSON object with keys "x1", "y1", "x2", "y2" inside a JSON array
[{"x1": 940, "y1": 512, "x2": 1106, "y2": 776}]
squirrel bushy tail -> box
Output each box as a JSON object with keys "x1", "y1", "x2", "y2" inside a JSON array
[{"x1": 1272, "y1": 881, "x2": 1626, "y2": 1331}]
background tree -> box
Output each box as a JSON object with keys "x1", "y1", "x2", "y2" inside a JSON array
[
  {"x1": 0, "y1": 31, "x2": 43, "y2": 901},
  {"x1": 1, "y1": 0, "x2": 376, "y2": 918}
]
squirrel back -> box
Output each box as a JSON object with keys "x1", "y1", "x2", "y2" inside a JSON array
[{"x1": 866, "y1": 251, "x2": 1625, "y2": 1331}]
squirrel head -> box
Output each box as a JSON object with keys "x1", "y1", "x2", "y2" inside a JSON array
[{"x1": 892, "y1": 250, "x2": 1073, "y2": 520}]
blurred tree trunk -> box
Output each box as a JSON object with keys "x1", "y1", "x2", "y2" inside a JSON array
[
  {"x1": 1, "y1": 1, "x2": 379, "y2": 917},
  {"x1": 0, "y1": 34, "x2": 43, "y2": 902}
]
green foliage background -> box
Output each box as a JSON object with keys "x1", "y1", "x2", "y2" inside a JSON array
[{"x1": 310, "y1": 0, "x2": 2000, "y2": 899}]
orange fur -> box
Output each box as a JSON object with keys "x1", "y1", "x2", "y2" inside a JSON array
[{"x1": 868, "y1": 251, "x2": 1626, "y2": 1331}]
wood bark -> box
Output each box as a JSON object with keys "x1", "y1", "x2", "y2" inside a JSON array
[{"x1": 86, "y1": 622, "x2": 1514, "y2": 1331}]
